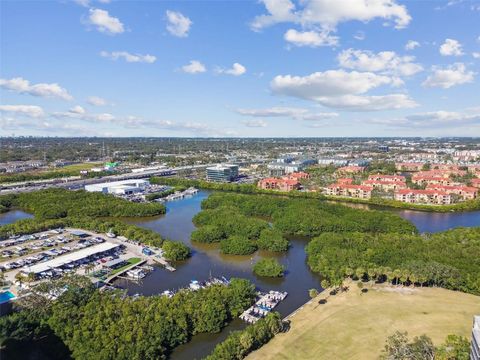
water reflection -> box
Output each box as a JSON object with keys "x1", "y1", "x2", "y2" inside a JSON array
[{"x1": 0, "y1": 210, "x2": 33, "y2": 226}]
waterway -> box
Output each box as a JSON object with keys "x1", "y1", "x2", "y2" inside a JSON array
[
  {"x1": 122, "y1": 191, "x2": 480, "y2": 359},
  {"x1": 0, "y1": 210, "x2": 33, "y2": 226}
]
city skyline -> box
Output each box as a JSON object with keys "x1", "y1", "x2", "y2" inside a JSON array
[{"x1": 1, "y1": 0, "x2": 480, "y2": 137}]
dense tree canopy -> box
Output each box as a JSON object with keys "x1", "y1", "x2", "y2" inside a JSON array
[
  {"x1": 205, "y1": 312, "x2": 284, "y2": 360},
  {"x1": 1, "y1": 277, "x2": 256, "y2": 360},
  {"x1": 6, "y1": 189, "x2": 166, "y2": 219},
  {"x1": 305, "y1": 228, "x2": 480, "y2": 295}
]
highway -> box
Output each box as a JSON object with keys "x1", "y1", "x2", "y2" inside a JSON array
[{"x1": 0, "y1": 164, "x2": 215, "y2": 194}]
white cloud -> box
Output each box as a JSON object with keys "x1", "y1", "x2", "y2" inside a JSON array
[
  {"x1": 0, "y1": 77, "x2": 73, "y2": 100},
  {"x1": 284, "y1": 29, "x2": 338, "y2": 47},
  {"x1": 100, "y1": 51, "x2": 156, "y2": 63},
  {"x1": 74, "y1": 0, "x2": 90, "y2": 7},
  {"x1": 87, "y1": 96, "x2": 107, "y2": 106},
  {"x1": 422, "y1": 63, "x2": 474, "y2": 88},
  {"x1": 271, "y1": 70, "x2": 417, "y2": 111},
  {"x1": 473, "y1": 52, "x2": 480, "y2": 59},
  {"x1": 251, "y1": 0, "x2": 411, "y2": 31},
  {"x1": 181, "y1": 60, "x2": 206, "y2": 74},
  {"x1": 315, "y1": 94, "x2": 417, "y2": 111},
  {"x1": 88, "y1": 8, "x2": 124, "y2": 35},
  {"x1": 69, "y1": 105, "x2": 86, "y2": 114},
  {"x1": 236, "y1": 107, "x2": 339, "y2": 120},
  {"x1": 217, "y1": 63, "x2": 246, "y2": 76},
  {"x1": 405, "y1": 40, "x2": 420, "y2": 50},
  {"x1": 241, "y1": 119, "x2": 268, "y2": 127},
  {"x1": 0, "y1": 105, "x2": 45, "y2": 118},
  {"x1": 166, "y1": 10, "x2": 192, "y2": 37},
  {"x1": 439, "y1": 38, "x2": 464, "y2": 56},
  {"x1": 337, "y1": 48, "x2": 423, "y2": 76},
  {"x1": 375, "y1": 108, "x2": 480, "y2": 129}
]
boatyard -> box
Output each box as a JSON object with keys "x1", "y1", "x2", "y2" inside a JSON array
[{"x1": 0, "y1": 227, "x2": 176, "y2": 296}]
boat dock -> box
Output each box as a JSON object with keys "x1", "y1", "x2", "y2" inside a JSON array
[
  {"x1": 105, "y1": 259, "x2": 147, "y2": 284},
  {"x1": 164, "y1": 187, "x2": 198, "y2": 201},
  {"x1": 240, "y1": 290, "x2": 288, "y2": 324},
  {"x1": 151, "y1": 256, "x2": 176, "y2": 271}
]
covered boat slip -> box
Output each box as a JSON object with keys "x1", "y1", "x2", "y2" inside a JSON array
[{"x1": 24, "y1": 242, "x2": 121, "y2": 275}]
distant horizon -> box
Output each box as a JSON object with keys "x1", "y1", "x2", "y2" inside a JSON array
[{"x1": 1, "y1": 0, "x2": 479, "y2": 137}]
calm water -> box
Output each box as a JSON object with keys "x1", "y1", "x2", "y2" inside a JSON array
[{"x1": 0, "y1": 210, "x2": 32, "y2": 226}]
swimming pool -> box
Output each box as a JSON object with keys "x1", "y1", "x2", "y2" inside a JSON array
[{"x1": 0, "y1": 291, "x2": 15, "y2": 304}]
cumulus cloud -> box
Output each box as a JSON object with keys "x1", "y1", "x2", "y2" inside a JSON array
[
  {"x1": 236, "y1": 106, "x2": 339, "y2": 120},
  {"x1": 87, "y1": 96, "x2": 107, "y2": 106},
  {"x1": 0, "y1": 105, "x2": 45, "y2": 118},
  {"x1": 270, "y1": 70, "x2": 417, "y2": 111},
  {"x1": 0, "y1": 77, "x2": 73, "y2": 100},
  {"x1": 251, "y1": 0, "x2": 411, "y2": 31},
  {"x1": 241, "y1": 119, "x2": 268, "y2": 127},
  {"x1": 337, "y1": 49, "x2": 423, "y2": 76},
  {"x1": 88, "y1": 8, "x2": 124, "y2": 35},
  {"x1": 405, "y1": 40, "x2": 420, "y2": 50},
  {"x1": 373, "y1": 108, "x2": 480, "y2": 129},
  {"x1": 473, "y1": 52, "x2": 480, "y2": 59},
  {"x1": 181, "y1": 60, "x2": 206, "y2": 74},
  {"x1": 69, "y1": 105, "x2": 86, "y2": 114},
  {"x1": 439, "y1": 38, "x2": 464, "y2": 56},
  {"x1": 166, "y1": 10, "x2": 192, "y2": 37},
  {"x1": 284, "y1": 29, "x2": 338, "y2": 47},
  {"x1": 216, "y1": 63, "x2": 246, "y2": 76},
  {"x1": 422, "y1": 63, "x2": 474, "y2": 88},
  {"x1": 100, "y1": 51, "x2": 156, "y2": 63}
]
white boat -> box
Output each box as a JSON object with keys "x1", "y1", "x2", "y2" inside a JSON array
[
  {"x1": 106, "y1": 229, "x2": 116, "y2": 238},
  {"x1": 189, "y1": 280, "x2": 202, "y2": 291},
  {"x1": 126, "y1": 269, "x2": 146, "y2": 280}
]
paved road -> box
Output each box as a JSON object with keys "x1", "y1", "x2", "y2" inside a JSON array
[{"x1": 0, "y1": 163, "x2": 214, "y2": 194}]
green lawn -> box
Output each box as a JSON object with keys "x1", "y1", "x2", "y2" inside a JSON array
[
  {"x1": 247, "y1": 280, "x2": 480, "y2": 360},
  {"x1": 52, "y1": 162, "x2": 103, "y2": 172},
  {"x1": 109, "y1": 257, "x2": 142, "y2": 275}
]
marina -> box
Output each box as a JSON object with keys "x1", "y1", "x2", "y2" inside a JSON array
[{"x1": 240, "y1": 290, "x2": 288, "y2": 324}]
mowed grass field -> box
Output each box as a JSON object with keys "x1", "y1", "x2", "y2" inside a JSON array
[
  {"x1": 247, "y1": 281, "x2": 480, "y2": 360},
  {"x1": 53, "y1": 162, "x2": 103, "y2": 172}
]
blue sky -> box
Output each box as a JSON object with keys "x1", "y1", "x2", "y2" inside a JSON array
[{"x1": 1, "y1": 0, "x2": 479, "y2": 137}]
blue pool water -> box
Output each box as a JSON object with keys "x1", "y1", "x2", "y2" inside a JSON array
[{"x1": 0, "y1": 291, "x2": 15, "y2": 304}]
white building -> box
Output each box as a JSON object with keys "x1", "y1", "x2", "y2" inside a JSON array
[{"x1": 85, "y1": 179, "x2": 149, "y2": 195}]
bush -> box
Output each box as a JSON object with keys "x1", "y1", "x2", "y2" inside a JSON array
[
  {"x1": 220, "y1": 235, "x2": 257, "y2": 255},
  {"x1": 162, "y1": 240, "x2": 190, "y2": 261},
  {"x1": 253, "y1": 258, "x2": 284, "y2": 277},
  {"x1": 257, "y1": 228, "x2": 289, "y2": 252},
  {"x1": 191, "y1": 225, "x2": 225, "y2": 243}
]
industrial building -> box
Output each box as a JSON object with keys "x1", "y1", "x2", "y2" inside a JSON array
[
  {"x1": 84, "y1": 179, "x2": 149, "y2": 195},
  {"x1": 206, "y1": 164, "x2": 239, "y2": 182}
]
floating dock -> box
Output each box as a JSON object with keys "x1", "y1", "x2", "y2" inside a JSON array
[{"x1": 240, "y1": 290, "x2": 288, "y2": 324}]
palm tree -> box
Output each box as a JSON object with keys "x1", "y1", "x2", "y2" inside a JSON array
[
  {"x1": 15, "y1": 272, "x2": 25, "y2": 286},
  {"x1": 26, "y1": 272, "x2": 36, "y2": 284},
  {"x1": 355, "y1": 267, "x2": 365, "y2": 282},
  {"x1": 392, "y1": 269, "x2": 402, "y2": 285},
  {"x1": 345, "y1": 267, "x2": 354, "y2": 279}
]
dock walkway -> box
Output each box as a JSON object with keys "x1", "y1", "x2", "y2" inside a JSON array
[{"x1": 105, "y1": 259, "x2": 147, "y2": 284}]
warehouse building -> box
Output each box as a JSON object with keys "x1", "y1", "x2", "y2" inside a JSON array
[{"x1": 84, "y1": 179, "x2": 149, "y2": 195}]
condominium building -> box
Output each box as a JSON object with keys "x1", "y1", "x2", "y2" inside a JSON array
[
  {"x1": 206, "y1": 164, "x2": 239, "y2": 182},
  {"x1": 394, "y1": 189, "x2": 452, "y2": 205},
  {"x1": 395, "y1": 162, "x2": 424, "y2": 172},
  {"x1": 258, "y1": 177, "x2": 300, "y2": 192},
  {"x1": 425, "y1": 184, "x2": 477, "y2": 200},
  {"x1": 325, "y1": 184, "x2": 373, "y2": 199}
]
